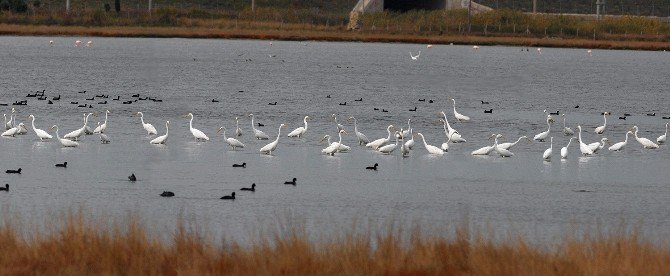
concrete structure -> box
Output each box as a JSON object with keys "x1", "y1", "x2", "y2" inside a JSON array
[{"x1": 348, "y1": 0, "x2": 492, "y2": 29}]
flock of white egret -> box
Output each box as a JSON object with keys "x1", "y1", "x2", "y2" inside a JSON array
[{"x1": 3, "y1": 99, "x2": 668, "y2": 160}]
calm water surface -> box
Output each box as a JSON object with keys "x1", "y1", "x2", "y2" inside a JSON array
[{"x1": 0, "y1": 36, "x2": 669, "y2": 242}]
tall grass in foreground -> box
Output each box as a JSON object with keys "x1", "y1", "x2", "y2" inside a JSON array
[{"x1": 0, "y1": 212, "x2": 668, "y2": 274}]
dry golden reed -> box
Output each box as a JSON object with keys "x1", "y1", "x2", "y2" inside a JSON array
[{"x1": 0, "y1": 211, "x2": 668, "y2": 275}]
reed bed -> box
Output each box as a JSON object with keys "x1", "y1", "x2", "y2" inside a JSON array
[{"x1": 0, "y1": 211, "x2": 668, "y2": 275}]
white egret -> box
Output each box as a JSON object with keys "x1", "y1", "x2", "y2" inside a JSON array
[
  {"x1": 366, "y1": 125, "x2": 394, "y2": 149},
  {"x1": 248, "y1": 114, "x2": 269, "y2": 140},
  {"x1": 587, "y1": 49, "x2": 593, "y2": 56},
  {"x1": 577, "y1": 125, "x2": 594, "y2": 155},
  {"x1": 417, "y1": 133, "x2": 444, "y2": 155},
  {"x1": 17, "y1": 123, "x2": 28, "y2": 135},
  {"x1": 404, "y1": 128, "x2": 415, "y2": 150},
  {"x1": 609, "y1": 131, "x2": 632, "y2": 151},
  {"x1": 86, "y1": 40, "x2": 93, "y2": 47},
  {"x1": 439, "y1": 111, "x2": 466, "y2": 142},
  {"x1": 4, "y1": 108, "x2": 15, "y2": 129},
  {"x1": 473, "y1": 45, "x2": 480, "y2": 50},
  {"x1": 348, "y1": 116, "x2": 370, "y2": 145},
  {"x1": 497, "y1": 136, "x2": 531, "y2": 150},
  {"x1": 1, "y1": 123, "x2": 23, "y2": 137},
  {"x1": 259, "y1": 123, "x2": 287, "y2": 155},
  {"x1": 657, "y1": 123, "x2": 668, "y2": 144},
  {"x1": 561, "y1": 114, "x2": 574, "y2": 136},
  {"x1": 28, "y1": 114, "x2": 52, "y2": 141},
  {"x1": 49, "y1": 40, "x2": 54, "y2": 47},
  {"x1": 322, "y1": 130, "x2": 346, "y2": 156},
  {"x1": 184, "y1": 113, "x2": 209, "y2": 141},
  {"x1": 150, "y1": 121, "x2": 169, "y2": 144},
  {"x1": 217, "y1": 127, "x2": 246, "y2": 150},
  {"x1": 287, "y1": 116, "x2": 309, "y2": 137},
  {"x1": 588, "y1": 138, "x2": 608, "y2": 153},
  {"x1": 64, "y1": 113, "x2": 92, "y2": 140},
  {"x1": 96, "y1": 122, "x2": 111, "y2": 144},
  {"x1": 537, "y1": 48, "x2": 542, "y2": 54},
  {"x1": 400, "y1": 132, "x2": 410, "y2": 157},
  {"x1": 401, "y1": 119, "x2": 412, "y2": 138},
  {"x1": 136, "y1": 112, "x2": 157, "y2": 135},
  {"x1": 320, "y1": 135, "x2": 351, "y2": 152},
  {"x1": 331, "y1": 114, "x2": 345, "y2": 132},
  {"x1": 595, "y1": 112, "x2": 609, "y2": 134},
  {"x1": 378, "y1": 131, "x2": 400, "y2": 154},
  {"x1": 450, "y1": 98, "x2": 470, "y2": 122},
  {"x1": 471, "y1": 134, "x2": 500, "y2": 155},
  {"x1": 631, "y1": 126, "x2": 659, "y2": 149},
  {"x1": 235, "y1": 117, "x2": 243, "y2": 137},
  {"x1": 561, "y1": 137, "x2": 577, "y2": 159},
  {"x1": 74, "y1": 40, "x2": 81, "y2": 47},
  {"x1": 410, "y1": 51, "x2": 420, "y2": 60},
  {"x1": 440, "y1": 134, "x2": 452, "y2": 152},
  {"x1": 93, "y1": 110, "x2": 110, "y2": 133},
  {"x1": 51, "y1": 125, "x2": 78, "y2": 147},
  {"x1": 542, "y1": 137, "x2": 553, "y2": 160},
  {"x1": 533, "y1": 117, "x2": 552, "y2": 142},
  {"x1": 494, "y1": 136, "x2": 514, "y2": 157}
]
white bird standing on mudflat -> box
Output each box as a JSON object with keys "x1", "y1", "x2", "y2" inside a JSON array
[
  {"x1": 320, "y1": 134, "x2": 351, "y2": 152},
  {"x1": 657, "y1": 123, "x2": 668, "y2": 144},
  {"x1": 562, "y1": 114, "x2": 574, "y2": 136},
  {"x1": 410, "y1": 51, "x2": 421, "y2": 60},
  {"x1": 417, "y1": 133, "x2": 444, "y2": 155},
  {"x1": 450, "y1": 98, "x2": 470, "y2": 122},
  {"x1": 28, "y1": 114, "x2": 52, "y2": 141},
  {"x1": 631, "y1": 126, "x2": 659, "y2": 149},
  {"x1": 248, "y1": 114, "x2": 269, "y2": 140},
  {"x1": 595, "y1": 112, "x2": 609, "y2": 134},
  {"x1": 93, "y1": 110, "x2": 110, "y2": 133},
  {"x1": 543, "y1": 137, "x2": 554, "y2": 160},
  {"x1": 217, "y1": 127, "x2": 245, "y2": 150},
  {"x1": 534, "y1": 117, "x2": 552, "y2": 142},
  {"x1": 64, "y1": 113, "x2": 92, "y2": 140},
  {"x1": 322, "y1": 130, "x2": 347, "y2": 156},
  {"x1": 51, "y1": 125, "x2": 78, "y2": 147},
  {"x1": 136, "y1": 112, "x2": 157, "y2": 135},
  {"x1": 150, "y1": 121, "x2": 169, "y2": 144},
  {"x1": 348, "y1": 116, "x2": 369, "y2": 145},
  {"x1": 184, "y1": 113, "x2": 209, "y2": 141},
  {"x1": 609, "y1": 131, "x2": 632, "y2": 151},
  {"x1": 260, "y1": 123, "x2": 287, "y2": 155},
  {"x1": 561, "y1": 137, "x2": 577, "y2": 159},
  {"x1": 577, "y1": 125, "x2": 594, "y2": 156},
  {"x1": 366, "y1": 125, "x2": 394, "y2": 150},
  {"x1": 288, "y1": 116, "x2": 309, "y2": 138}
]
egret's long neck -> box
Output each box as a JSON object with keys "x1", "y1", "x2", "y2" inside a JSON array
[
  {"x1": 222, "y1": 129, "x2": 227, "y2": 140},
  {"x1": 550, "y1": 138, "x2": 553, "y2": 149},
  {"x1": 304, "y1": 118, "x2": 308, "y2": 130},
  {"x1": 624, "y1": 132, "x2": 629, "y2": 143},
  {"x1": 31, "y1": 117, "x2": 37, "y2": 131},
  {"x1": 353, "y1": 119, "x2": 358, "y2": 132},
  {"x1": 165, "y1": 123, "x2": 169, "y2": 135},
  {"x1": 326, "y1": 136, "x2": 332, "y2": 144},
  {"x1": 250, "y1": 116, "x2": 256, "y2": 130},
  {"x1": 420, "y1": 134, "x2": 428, "y2": 148},
  {"x1": 236, "y1": 119, "x2": 239, "y2": 128},
  {"x1": 493, "y1": 136, "x2": 499, "y2": 147},
  {"x1": 514, "y1": 137, "x2": 523, "y2": 146},
  {"x1": 386, "y1": 127, "x2": 392, "y2": 140},
  {"x1": 566, "y1": 138, "x2": 573, "y2": 148},
  {"x1": 104, "y1": 112, "x2": 108, "y2": 124},
  {"x1": 578, "y1": 127, "x2": 583, "y2": 143},
  {"x1": 84, "y1": 114, "x2": 90, "y2": 126},
  {"x1": 55, "y1": 128, "x2": 60, "y2": 139},
  {"x1": 546, "y1": 119, "x2": 551, "y2": 131},
  {"x1": 563, "y1": 117, "x2": 566, "y2": 128},
  {"x1": 665, "y1": 124, "x2": 668, "y2": 136},
  {"x1": 337, "y1": 132, "x2": 343, "y2": 144},
  {"x1": 140, "y1": 114, "x2": 146, "y2": 125},
  {"x1": 275, "y1": 126, "x2": 282, "y2": 142},
  {"x1": 603, "y1": 114, "x2": 607, "y2": 126},
  {"x1": 189, "y1": 116, "x2": 194, "y2": 130}
]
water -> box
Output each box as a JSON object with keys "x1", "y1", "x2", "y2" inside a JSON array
[{"x1": 0, "y1": 36, "x2": 669, "y2": 243}]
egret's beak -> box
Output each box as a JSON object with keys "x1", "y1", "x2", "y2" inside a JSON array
[
  {"x1": 181, "y1": 114, "x2": 189, "y2": 118},
  {"x1": 216, "y1": 127, "x2": 223, "y2": 134},
  {"x1": 343, "y1": 131, "x2": 349, "y2": 135},
  {"x1": 526, "y1": 137, "x2": 533, "y2": 143},
  {"x1": 320, "y1": 136, "x2": 327, "y2": 142}
]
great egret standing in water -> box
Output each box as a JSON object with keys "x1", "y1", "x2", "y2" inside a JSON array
[
  {"x1": 577, "y1": 125, "x2": 594, "y2": 156},
  {"x1": 51, "y1": 125, "x2": 78, "y2": 147},
  {"x1": 64, "y1": 113, "x2": 92, "y2": 141},
  {"x1": 348, "y1": 116, "x2": 369, "y2": 145},
  {"x1": 184, "y1": 113, "x2": 209, "y2": 141},
  {"x1": 450, "y1": 98, "x2": 470, "y2": 122},
  {"x1": 235, "y1": 117, "x2": 243, "y2": 137},
  {"x1": 260, "y1": 123, "x2": 287, "y2": 155},
  {"x1": 217, "y1": 127, "x2": 245, "y2": 150},
  {"x1": 609, "y1": 131, "x2": 632, "y2": 151},
  {"x1": 595, "y1": 112, "x2": 609, "y2": 134},
  {"x1": 322, "y1": 130, "x2": 346, "y2": 156},
  {"x1": 561, "y1": 137, "x2": 577, "y2": 159},
  {"x1": 657, "y1": 123, "x2": 668, "y2": 144},
  {"x1": 561, "y1": 114, "x2": 574, "y2": 136},
  {"x1": 542, "y1": 137, "x2": 553, "y2": 160},
  {"x1": 287, "y1": 116, "x2": 309, "y2": 137},
  {"x1": 136, "y1": 112, "x2": 157, "y2": 135},
  {"x1": 320, "y1": 134, "x2": 351, "y2": 152},
  {"x1": 93, "y1": 110, "x2": 110, "y2": 133},
  {"x1": 417, "y1": 133, "x2": 444, "y2": 155},
  {"x1": 28, "y1": 114, "x2": 52, "y2": 141},
  {"x1": 248, "y1": 114, "x2": 269, "y2": 140},
  {"x1": 366, "y1": 125, "x2": 394, "y2": 150},
  {"x1": 497, "y1": 136, "x2": 531, "y2": 150},
  {"x1": 150, "y1": 121, "x2": 169, "y2": 144},
  {"x1": 410, "y1": 51, "x2": 420, "y2": 60},
  {"x1": 631, "y1": 126, "x2": 658, "y2": 149},
  {"x1": 534, "y1": 117, "x2": 552, "y2": 142}
]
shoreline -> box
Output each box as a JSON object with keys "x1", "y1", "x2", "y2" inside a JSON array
[{"x1": 2, "y1": 24, "x2": 670, "y2": 51}]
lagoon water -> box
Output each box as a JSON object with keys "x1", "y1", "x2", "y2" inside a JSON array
[{"x1": 0, "y1": 36, "x2": 669, "y2": 242}]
